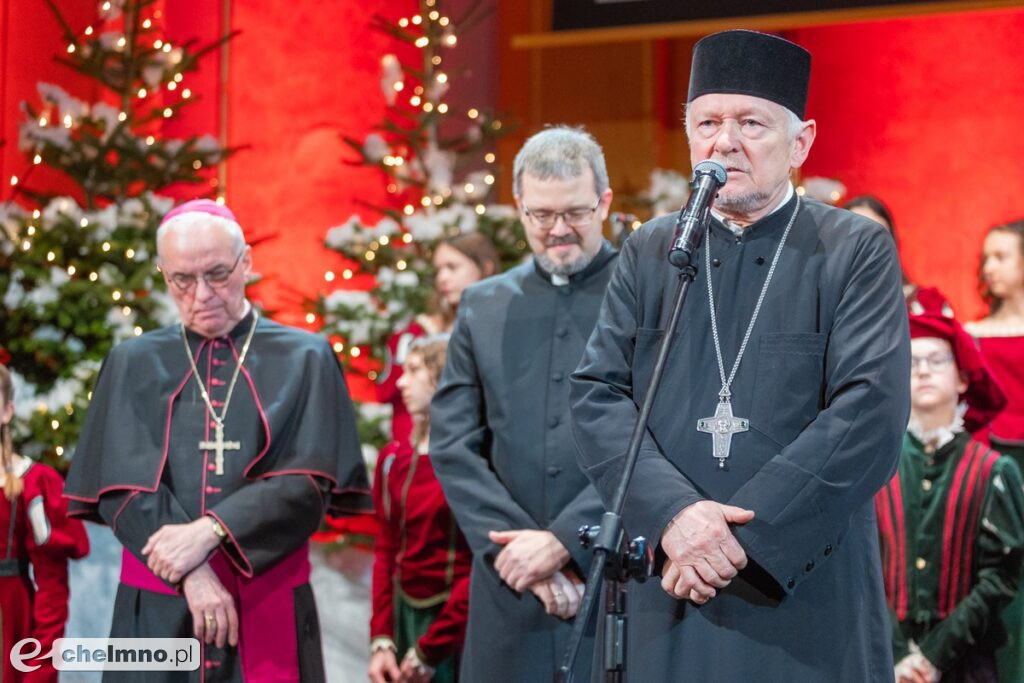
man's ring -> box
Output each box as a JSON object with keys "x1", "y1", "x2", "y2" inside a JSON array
[{"x1": 205, "y1": 614, "x2": 215, "y2": 625}]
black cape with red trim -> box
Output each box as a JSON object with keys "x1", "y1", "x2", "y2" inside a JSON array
[{"x1": 64, "y1": 311, "x2": 370, "y2": 520}]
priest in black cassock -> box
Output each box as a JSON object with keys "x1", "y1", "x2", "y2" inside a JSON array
[
  {"x1": 430, "y1": 126, "x2": 617, "y2": 682},
  {"x1": 64, "y1": 199, "x2": 370, "y2": 682},
  {"x1": 570, "y1": 31, "x2": 911, "y2": 681}
]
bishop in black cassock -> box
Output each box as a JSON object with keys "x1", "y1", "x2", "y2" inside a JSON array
[
  {"x1": 64, "y1": 200, "x2": 370, "y2": 682},
  {"x1": 570, "y1": 31, "x2": 910, "y2": 681}
]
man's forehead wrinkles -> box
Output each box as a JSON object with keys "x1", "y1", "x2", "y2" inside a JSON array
[
  {"x1": 693, "y1": 103, "x2": 776, "y2": 119},
  {"x1": 164, "y1": 254, "x2": 236, "y2": 275}
]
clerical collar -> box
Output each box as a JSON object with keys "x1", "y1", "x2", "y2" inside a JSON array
[
  {"x1": 533, "y1": 240, "x2": 615, "y2": 286},
  {"x1": 711, "y1": 183, "x2": 795, "y2": 235}
]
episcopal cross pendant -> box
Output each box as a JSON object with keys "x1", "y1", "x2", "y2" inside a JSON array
[
  {"x1": 696, "y1": 389, "x2": 749, "y2": 469},
  {"x1": 199, "y1": 422, "x2": 241, "y2": 475}
]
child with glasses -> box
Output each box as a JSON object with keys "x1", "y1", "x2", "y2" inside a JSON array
[{"x1": 876, "y1": 312, "x2": 1024, "y2": 682}]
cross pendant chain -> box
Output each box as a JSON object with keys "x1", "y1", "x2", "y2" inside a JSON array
[
  {"x1": 199, "y1": 421, "x2": 241, "y2": 475},
  {"x1": 696, "y1": 389, "x2": 749, "y2": 469},
  {"x1": 700, "y1": 197, "x2": 800, "y2": 471},
  {"x1": 181, "y1": 310, "x2": 259, "y2": 478}
]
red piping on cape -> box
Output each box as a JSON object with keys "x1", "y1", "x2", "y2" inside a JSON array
[{"x1": 65, "y1": 339, "x2": 210, "y2": 507}]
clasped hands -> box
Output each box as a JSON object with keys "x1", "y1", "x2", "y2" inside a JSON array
[
  {"x1": 659, "y1": 500, "x2": 754, "y2": 604},
  {"x1": 142, "y1": 517, "x2": 238, "y2": 648},
  {"x1": 894, "y1": 652, "x2": 941, "y2": 683},
  {"x1": 488, "y1": 529, "x2": 583, "y2": 619}
]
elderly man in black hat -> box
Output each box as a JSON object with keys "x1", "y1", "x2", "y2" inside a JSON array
[{"x1": 570, "y1": 30, "x2": 910, "y2": 680}]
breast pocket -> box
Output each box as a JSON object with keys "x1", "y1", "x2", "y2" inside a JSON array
[{"x1": 750, "y1": 332, "x2": 827, "y2": 447}]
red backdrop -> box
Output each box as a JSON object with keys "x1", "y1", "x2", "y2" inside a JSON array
[
  {"x1": 163, "y1": 0, "x2": 417, "y2": 324},
  {"x1": 795, "y1": 8, "x2": 1024, "y2": 319},
  {"x1": 2, "y1": 0, "x2": 415, "y2": 328},
  {"x1": 4, "y1": 2, "x2": 1024, "y2": 323},
  {"x1": 1, "y1": 0, "x2": 98, "y2": 202}
]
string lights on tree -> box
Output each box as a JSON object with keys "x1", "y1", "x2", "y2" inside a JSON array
[
  {"x1": 0, "y1": 0, "x2": 235, "y2": 466},
  {"x1": 312, "y1": 0, "x2": 526, "y2": 452}
]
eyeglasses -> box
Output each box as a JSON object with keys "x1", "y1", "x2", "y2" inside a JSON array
[
  {"x1": 163, "y1": 250, "x2": 244, "y2": 293},
  {"x1": 522, "y1": 198, "x2": 601, "y2": 230},
  {"x1": 910, "y1": 353, "x2": 954, "y2": 372}
]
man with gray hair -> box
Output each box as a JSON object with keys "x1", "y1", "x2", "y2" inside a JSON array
[
  {"x1": 65, "y1": 199, "x2": 369, "y2": 681},
  {"x1": 430, "y1": 125, "x2": 617, "y2": 681},
  {"x1": 571, "y1": 30, "x2": 909, "y2": 680}
]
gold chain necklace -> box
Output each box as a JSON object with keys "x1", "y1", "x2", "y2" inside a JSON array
[{"x1": 180, "y1": 309, "x2": 259, "y2": 474}]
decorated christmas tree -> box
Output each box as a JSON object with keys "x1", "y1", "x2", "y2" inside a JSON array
[
  {"x1": 0, "y1": 0, "x2": 234, "y2": 465},
  {"x1": 311, "y1": 0, "x2": 525, "y2": 451}
]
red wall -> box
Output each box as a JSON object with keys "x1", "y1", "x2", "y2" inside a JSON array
[
  {"x1": 163, "y1": 0, "x2": 416, "y2": 324},
  {"x1": 223, "y1": 0, "x2": 416, "y2": 323},
  {"x1": 3, "y1": 0, "x2": 414, "y2": 327},
  {"x1": 795, "y1": 8, "x2": 1024, "y2": 320},
  {"x1": 6, "y1": 3, "x2": 1024, "y2": 324},
  {"x1": 1, "y1": 0, "x2": 99, "y2": 203}
]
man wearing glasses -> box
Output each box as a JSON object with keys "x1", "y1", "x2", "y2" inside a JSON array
[
  {"x1": 430, "y1": 126, "x2": 616, "y2": 681},
  {"x1": 65, "y1": 199, "x2": 370, "y2": 682}
]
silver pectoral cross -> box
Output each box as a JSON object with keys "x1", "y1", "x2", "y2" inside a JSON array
[
  {"x1": 199, "y1": 421, "x2": 241, "y2": 475},
  {"x1": 696, "y1": 389, "x2": 749, "y2": 469}
]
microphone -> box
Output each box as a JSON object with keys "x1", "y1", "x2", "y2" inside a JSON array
[{"x1": 667, "y1": 159, "x2": 727, "y2": 269}]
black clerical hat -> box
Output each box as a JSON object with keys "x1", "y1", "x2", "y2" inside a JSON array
[{"x1": 687, "y1": 30, "x2": 811, "y2": 118}]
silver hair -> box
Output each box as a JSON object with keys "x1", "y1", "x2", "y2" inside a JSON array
[
  {"x1": 683, "y1": 102, "x2": 805, "y2": 144},
  {"x1": 155, "y1": 212, "x2": 246, "y2": 261},
  {"x1": 512, "y1": 125, "x2": 609, "y2": 198}
]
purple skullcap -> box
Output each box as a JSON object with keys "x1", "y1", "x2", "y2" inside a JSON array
[{"x1": 160, "y1": 199, "x2": 238, "y2": 227}]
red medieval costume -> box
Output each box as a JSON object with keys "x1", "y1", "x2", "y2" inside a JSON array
[
  {"x1": 965, "y1": 320, "x2": 1024, "y2": 683},
  {"x1": 370, "y1": 440, "x2": 471, "y2": 680},
  {"x1": 1, "y1": 457, "x2": 89, "y2": 683}
]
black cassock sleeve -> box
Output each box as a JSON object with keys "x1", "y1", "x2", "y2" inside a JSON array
[
  {"x1": 208, "y1": 474, "x2": 328, "y2": 577},
  {"x1": 546, "y1": 484, "x2": 605, "y2": 573},
  {"x1": 572, "y1": 220, "x2": 910, "y2": 594},
  {"x1": 430, "y1": 300, "x2": 539, "y2": 561},
  {"x1": 98, "y1": 485, "x2": 194, "y2": 589},
  {"x1": 570, "y1": 234, "x2": 707, "y2": 546},
  {"x1": 725, "y1": 227, "x2": 909, "y2": 592}
]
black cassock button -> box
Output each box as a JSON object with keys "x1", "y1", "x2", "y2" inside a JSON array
[
  {"x1": 787, "y1": 577, "x2": 796, "y2": 589},
  {"x1": 548, "y1": 416, "x2": 560, "y2": 428},
  {"x1": 755, "y1": 256, "x2": 766, "y2": 265},
  {"x1": 824, "y1": 544, "x2": 833, "y2": 556},
  {"x1": 712, "y1": 258, "x2": 722, "y2": 268},
  {"x1": 546, "y1": 466, "x2": 562, "y2": 477},
  {"x1": 805, "y1": 560, "x2": 815, "y2": 572}
]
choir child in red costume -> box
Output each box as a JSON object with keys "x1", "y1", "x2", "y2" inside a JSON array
[
  {"x1": 1, "y1": 363, "x2": 89, "y2": 683},
  {"x1": 370, "y1": 335, "x2": 471, "y2": 683}
]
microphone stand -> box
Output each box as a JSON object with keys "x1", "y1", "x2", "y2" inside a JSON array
[{"x1": 556, "y1": 207, "x2": 712, "y2": 683}]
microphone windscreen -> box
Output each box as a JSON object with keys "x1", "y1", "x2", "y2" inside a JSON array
[{"x1": 693, "y1": 159, "x2": 727, "y2": 186}]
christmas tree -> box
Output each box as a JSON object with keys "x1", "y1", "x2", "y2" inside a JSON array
[
  {"x1": 0, "y1": 0, "x2": 235, "y2": 465},
  {"x1": 311, "y1": 0, "x2": 525, "y2": 451}
]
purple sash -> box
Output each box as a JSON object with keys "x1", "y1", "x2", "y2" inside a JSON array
[{"x1": 120, "y1": 544, "x2": 310, "y2": 680}]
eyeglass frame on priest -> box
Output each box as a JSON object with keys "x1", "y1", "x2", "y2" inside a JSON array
[
  {"x1": 521, "y1": 197, "x2": 602, "y2": 230},
  {"x1": 160, "y1": 248, "x2": 245, "y2": 293}
]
